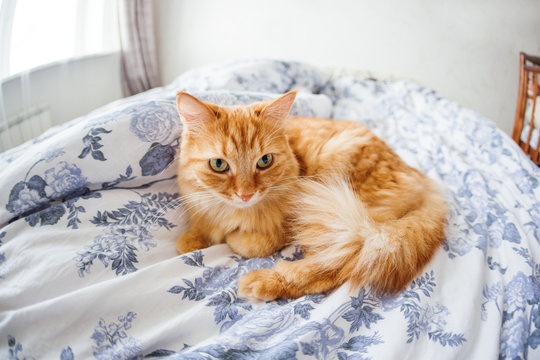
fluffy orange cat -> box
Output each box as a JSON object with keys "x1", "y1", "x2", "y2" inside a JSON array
[{"x1": 175, "y1": 90, "x2": 446, "y2": 300}]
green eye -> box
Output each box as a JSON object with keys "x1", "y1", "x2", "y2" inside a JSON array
[
  {"x1": 209, "y1": 158, "x2": 229, "y2": 173},
  {"x1": 256, "y1": 154, "x2": 273, "y2": 169}
]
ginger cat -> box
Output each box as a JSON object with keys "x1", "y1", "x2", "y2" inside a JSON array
[{"x1": 175, "y1": 91, "x2": 446, "y2": 300}]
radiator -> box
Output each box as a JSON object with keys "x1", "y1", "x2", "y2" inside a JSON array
[{"x1": 0, "y1": 104, "x2": 52, "y2": 152}]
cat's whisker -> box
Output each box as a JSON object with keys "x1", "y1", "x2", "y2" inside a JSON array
[
  {"x1": 140, "y1": 191, "x2": 219, "y2": 229},
  {"x1": 141, "y1": 196, "x2": 185, "y2": 229},
  {"x1": 178, "y1": 192, "x2": 223, "y2": 212},
  {"x1": 136, "y1": 176, "x2": 184, "y2": 228},
  {"x1": 183, "y1": 197, "x2": 218, "y2": 212},
  {"x1": 175, "y1": 191, "x2": 218, "y2": 203},
  {"x1": 188, "y1": 199, "x2": 226, "y2": 219},
  {"x1": 177, "y1": 198, "x2": 215, "y2": 214},
  {"x1": 181, "y1": 198, "x2": 222, "y2": 213}
]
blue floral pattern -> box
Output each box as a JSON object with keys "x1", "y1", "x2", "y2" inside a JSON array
[
  {"x1": 75, "y1": 191, "x2": 178, "y2": 277},
  {"x1": 91, "y1": 312, "x2": 142, "y2": 359},
  {"x1": 44, "y1": 161, "x2": 89, "y2": 198},
  {"x1": 79, "y1": 127, "x2": 112, "y2": 161},
  {"x1": 382, "y1": 272, "x2": 466, "y2": 346},
  {"x1": 0, "y1": 60, "x2": 539, "y2": 359},
  {"x1": 0, "y1": 231, "x2": 6, "y2": 279},
  {"x1": 7, "y1": 335, "x2": 34, "y2": 360},
  {"x1": 5, "y1": 157, "x2": 93, "y2": 226},
  {"x1": 6, "y1": 335, "x2": 73, "y2": 360},
  {"x1": 129, "y1": 101, "x2": 180, "y2": 145}
]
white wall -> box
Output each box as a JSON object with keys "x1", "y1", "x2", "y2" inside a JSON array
[
  {"x1": 1, "y1": 53, "x2": 123, "y2": 128},
  {"x1": 154, "y1": 0, "x2": 540, "y2": 135}
]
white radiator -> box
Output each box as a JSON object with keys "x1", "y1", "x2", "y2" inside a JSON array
[{"x1": 0, "y1": 104, "x2": 52, "y2": 152}]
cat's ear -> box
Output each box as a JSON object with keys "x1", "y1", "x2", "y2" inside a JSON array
[
  {"x1": 261, "y1": 90, "x2": 297, "y2": 122},
  {"x1": 176, "y1": 92, "x2": 215, "y2": 127}
]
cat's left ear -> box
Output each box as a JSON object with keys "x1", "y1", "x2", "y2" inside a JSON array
[
  {"x1": 176, "y1": 92, "x2": 215, "y2": 127},
  {"x1": 261, "y1": 90, "x2": 297, "y2": 122}
]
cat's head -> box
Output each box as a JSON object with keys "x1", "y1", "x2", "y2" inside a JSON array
[{"x1": 176, "y1": 91, "x2": 299, "y2": 209}]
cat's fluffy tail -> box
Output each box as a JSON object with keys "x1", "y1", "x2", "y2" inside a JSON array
[{"x1": 292, "y1": 177, "x2": 446, "y2": 295}]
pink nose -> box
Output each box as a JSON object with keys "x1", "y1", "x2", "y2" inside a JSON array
[{"x1": 237, "y1": 193, "x2": 254, "y2": 202}]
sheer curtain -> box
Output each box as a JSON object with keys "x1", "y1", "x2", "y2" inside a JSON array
[
  {"x1": 0, "y1": 0, "x2": 160, "y2": 152},
  {"x1": 118, "y1": 0, "x2": 160, "y2": 97},
  {"x1": 0, "y1": 0, "x2": 17, "y2": 149}
]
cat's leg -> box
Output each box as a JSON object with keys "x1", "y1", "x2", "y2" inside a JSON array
[
  {"x1": 238, "y1": 258, "x2": 340, "y2": 300},
  {"x1": 176, "y1": 225, "x2": 210, "y2": 254},
  {"x1": 225, "y1": 230, "x2": 285, "y2": 258}
]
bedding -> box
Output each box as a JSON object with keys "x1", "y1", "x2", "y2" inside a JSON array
[{"x1": 1, "y1": 59, "x2": 539, "y2": 359}]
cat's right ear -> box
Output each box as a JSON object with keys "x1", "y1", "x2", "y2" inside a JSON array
[
  {"x1": 176, "y1": 92, "x2": 215, "y2": 128},
  {"x1": 261, "y1": 90, "x2": 297, "y2": 123}
]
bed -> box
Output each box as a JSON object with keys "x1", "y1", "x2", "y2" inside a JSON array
[{"x1": 0, "y1": 59, "x2": 539, "y2": 359}]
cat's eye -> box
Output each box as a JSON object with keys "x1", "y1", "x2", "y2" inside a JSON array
[
  {"x1": 209, "y1": 158, "x2": 229, "y2": 173},
  {"x1": 256, "y1": 154, "x2": 273, "y2": 169}
]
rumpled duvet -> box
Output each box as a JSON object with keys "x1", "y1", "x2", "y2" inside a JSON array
[{"x1": 1, "y1": 60, "x2": 539, "y2": 359}]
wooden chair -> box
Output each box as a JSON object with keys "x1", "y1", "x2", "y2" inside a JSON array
[{"x1": 512, "y1": 52, "x2": 540, "y2": 165}]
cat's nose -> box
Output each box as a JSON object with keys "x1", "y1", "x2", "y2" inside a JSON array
[{"x1": 237, "y1": 193, "x2": 254, "y2": 202}]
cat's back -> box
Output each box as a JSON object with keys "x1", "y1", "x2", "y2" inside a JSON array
[
  {"x1": 284, "y1": 116, "x2": 430, "y2": 220},
  {"x1": 284, "y1": 117, "x2": 385, "y2": 177}
]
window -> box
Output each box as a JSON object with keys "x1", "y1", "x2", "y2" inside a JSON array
[{"x1": 1, "y1": 0, "x2": 118, "y2": 78}]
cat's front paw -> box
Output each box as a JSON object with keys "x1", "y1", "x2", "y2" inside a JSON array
[
  {"x1": 176, "y1": 229, "x2": 208, "y2": 254},
  {"x1": 226, "y1": 231, "x2": 285, "y2": 258},
  {"x1": 176, "y1": 240, "x2": 202, "y2": 255},
  {"x1": 238, "y1": 269, "x2": 287, "y2": 301}
]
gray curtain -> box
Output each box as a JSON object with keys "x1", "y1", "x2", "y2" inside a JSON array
[{"x1": 118, "y1": 0, "x2": 160, "y2": 96}]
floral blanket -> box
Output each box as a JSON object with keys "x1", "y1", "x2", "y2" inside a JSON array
[{"x1": 1, "y1": 60, "x2": 539, "y2": 359}]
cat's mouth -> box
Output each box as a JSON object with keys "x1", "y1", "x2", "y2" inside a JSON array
[{"x1": 228, "y1": 191, "x2": 262, "y2": 208}]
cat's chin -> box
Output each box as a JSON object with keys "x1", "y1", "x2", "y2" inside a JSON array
[{"x1": 229, "y1": 202, "x2": 256, "y2": 209}]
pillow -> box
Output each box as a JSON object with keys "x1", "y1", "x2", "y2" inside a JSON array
[
  {"x1": 190, "y1": 90, "x2": 333, "y2": 119},
  {"x1": 168, "y1": 59, "x2": 329, "y2": 94}
]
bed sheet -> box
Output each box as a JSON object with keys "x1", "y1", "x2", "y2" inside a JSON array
[{"x1": 0, "y1": 60, "x2": 539, "y2": 359}]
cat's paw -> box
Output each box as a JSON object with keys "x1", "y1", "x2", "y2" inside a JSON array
[
  {"x1": 176, "y1": 231, "x2": 208, "y2": 254},
  {"x1": 176, "y1": 241, "x2": 201, "y2": 255},
  {"x1": 226, "y1": 231, "x2": 285, "y2": 258},
  {"x1": 238, "y1": 269, "x2": 287, "y2": 301}
]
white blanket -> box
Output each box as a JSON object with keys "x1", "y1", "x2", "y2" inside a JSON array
[{"x1": 0, "y1": 60, "x2": 539, "y2": 359}]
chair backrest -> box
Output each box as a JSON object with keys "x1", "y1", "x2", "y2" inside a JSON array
[{"x1": 512, "y1": 52, "x2": 540, "y2": 165}]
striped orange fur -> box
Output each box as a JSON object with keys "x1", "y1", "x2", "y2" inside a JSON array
[{"x1": 175, "y1": 91, "x2": 447, "y2": 300}]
